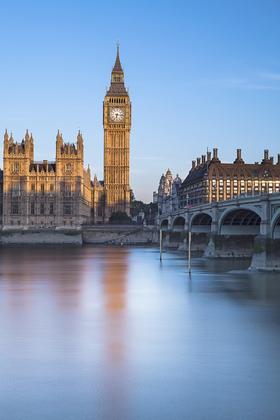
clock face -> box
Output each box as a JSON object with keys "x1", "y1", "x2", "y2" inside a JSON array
[{"x1": 110, "y1": 107, "x2": 124, "y2": 122}]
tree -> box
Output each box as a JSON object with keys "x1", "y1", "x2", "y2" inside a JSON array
[
  {"x1": 130, "y1": 200, "x2": 158, "y2": 224},
  {"x1": 109, "y1": 211, "x2": 132, "y2": 225}
]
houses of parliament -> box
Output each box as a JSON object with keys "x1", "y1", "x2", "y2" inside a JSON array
[{"x1": 0, "y1": 47, "x2": 132, "y2": 229}]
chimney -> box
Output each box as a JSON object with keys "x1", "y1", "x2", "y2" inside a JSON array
[
  {"x1": 192, "y1": 160, "x2": 196, "y2": 170},
  {"x1": 277, "y1": 154, "x2": 280, "y2": 165},
  {"x1": 264, "y1": 149, "x2": 269, "y2": 160},
  {"x1": 234, "y1": 148, "x2": 244, "y2": 164},
  {"x1": 237, "y1": 149, "x2": 241, "y2": 160},
  {"x1": 197, "y1": 157, "x2": 201, "y2": 166},
  {"x1": 201, "y1": 155, "x2": 206, "y2": 164},
  {"x1": 207, "y1": 151, "x2": 211, "y2": 161},
  {"x1": 213, "y1": 148, "x2": 219, "y2": 160},
  {"x1": 270, "y1": 156, "x2": 274, "y2": 165}
]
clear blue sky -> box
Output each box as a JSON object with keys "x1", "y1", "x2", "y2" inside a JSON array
[{"x1": 1, "y1": 0, "x2": 280, "y2": 201}]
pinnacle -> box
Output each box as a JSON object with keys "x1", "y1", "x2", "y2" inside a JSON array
[{"x1": 112, "y1": 44, "x2": 123, "y2": 73}]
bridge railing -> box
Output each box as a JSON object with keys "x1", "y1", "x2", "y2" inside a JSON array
[{"x1": 158, "y1": 192, "x2": 280, "y2": 219}]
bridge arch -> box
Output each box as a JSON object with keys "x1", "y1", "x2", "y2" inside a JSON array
[
  {"x1": 190, "y1": 212, "x2": 212, "y2": 233},
  {"x1": 160, "y1": 219, "x2": 169, "y2": 231},
  {"x1": 271, "y1": 211, "x2": 280, "y2": 239},
  {"x1": 219, "y1": 206, "x2": 261, "y2": 235},
  {"x1": 172, "y1": 216, "x2": 185, "y2": 231}
]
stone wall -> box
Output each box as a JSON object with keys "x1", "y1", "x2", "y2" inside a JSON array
[
  {"x1": 0, "y1": 229, "x2": 82, "y2": 244},
  {"x1": 0, "y1": 225, "x2": 158, "y2": 245},
  {"x1": 82, "y1": 225, "x2": 158, "y2": 245}
]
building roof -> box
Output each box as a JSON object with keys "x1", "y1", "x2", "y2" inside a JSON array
[
  {"x1": 181, "y1": 160, "x2": 280, "y2": 188},
  {"x1": 106, "y1": 46, "x2": 128, "y2": 97},
  {"x1": 106, "y1": 83, "x2": 128, "y2": 96},
  {"x1": 182, "y1": 163, "x2": 209, "y2": 186}
]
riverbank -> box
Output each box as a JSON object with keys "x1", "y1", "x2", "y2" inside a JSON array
[{"x1": 0, "y1": 225, "x2": 158, "y2": 245}]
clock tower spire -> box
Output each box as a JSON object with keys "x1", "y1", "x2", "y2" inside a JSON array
[
  {"x1": 103, "y1": 46, "x2": 131, "y2": 221},
  {"x1": 108, "y1": 44, "x2": 127, "y2": 94}
]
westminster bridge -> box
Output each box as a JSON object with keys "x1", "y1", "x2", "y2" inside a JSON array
[{"x1": 157, "y1": 193, "x2": 280, "y2": 270}]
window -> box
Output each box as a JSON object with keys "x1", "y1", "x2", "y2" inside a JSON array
[
  {"x1": 40, "y1": 203, "x2": 44, "y2": 215},
  {"x1": 63, "y1": 203, "x2": 72, "y2": 215},
  {"x1": 65, "y1": 163, "x2": 73, "y2": 175},
  {"x1": 50, "y1": 184, "x2": 54, "y2": 192},
  {"x1": 12, "y1": 162, "x2": 20, "y2": 174},
  {"x1": 11, "y1": 182, "x2": 20, "y2": 197},
  {"x1": 31, "y1": 183, "x2": 35, "y2": 192},
  {"x1": 41, "y1": 184, "x2": 44, "y2": 193},
  {"x1": 63, "y1": 183, "x2": 71, "y2": 197},
  {"x1": 11, "y1": 203, "x2": 19, "y2": 215},
  {"x1": 49, "y1": 203, "x2": 54, "y2": 215},
  {"x1": 31, "y1": 202, "x2": 35, "y2": 215}
]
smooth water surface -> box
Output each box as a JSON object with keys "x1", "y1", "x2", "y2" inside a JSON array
[{"x1": 0, "y1": 246, "x2": 280, "y2": 420}]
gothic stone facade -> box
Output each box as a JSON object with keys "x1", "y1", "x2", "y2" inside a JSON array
[
  {"x1": 103, "y1": 46, "x2": 131, "y2": 221},
  {"x1": 156, "y1": 169, "x2": 182, "y2": 216},
  {"x1": 1, "y1": 48, "x2": 132, "y2": 228},
  {"x1": 2, "y1": 130, "x2": 92, "y2": 229}
]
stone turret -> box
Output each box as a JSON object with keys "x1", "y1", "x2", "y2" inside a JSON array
[
  {"x1": 3, "y1": 129, "x2": 33, "y2": 158},
  {"x1": 56, "y1": 130, "x2": 84, "y2": 178},
  {"x1": 77, "y1": 130, "x2": 84, "y2": 159}
]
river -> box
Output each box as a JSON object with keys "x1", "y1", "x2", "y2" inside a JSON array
[{"x1": 0, "y1": 246, "x2": 280, "y2": 420}]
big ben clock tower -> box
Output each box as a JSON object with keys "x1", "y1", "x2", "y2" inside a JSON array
[{"x1": 103, "y1": 46, "x2": 131, "y2": 221}]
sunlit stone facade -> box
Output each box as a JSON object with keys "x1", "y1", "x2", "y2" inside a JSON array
[
  {"x1": 1, "y1": 48, "x2": 132, "y2": 228},
  {"x1": 103, "y1": 46, "x2": 131, "y2": 221},
  {"x1": 2, "y1": 129, "x2": 92, "y2": 228},
  {"x1": 180, "y1": 148, "x2": 280, "y2": 207}
]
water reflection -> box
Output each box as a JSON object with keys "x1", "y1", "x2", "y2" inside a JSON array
[
  {"x1": 100, "y1": 248, "x2": 129, "y2": 420},
  {"x1": 0, "y1": 246, "x2": 280, "y2": 420}
]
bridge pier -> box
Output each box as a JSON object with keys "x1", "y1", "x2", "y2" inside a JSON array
[
  {"x1": 162, "y1": 232, "x2": 169, "y2": 247},
  {"x1": 260, "y1": 196, "x2": 272, "y2": 237},
  {"x1": 168, "y1": 231, "x2": 185, "y2": 248},
  {"x1": 178, "y1": 232, "x2": 187, "y2": 251},
  {"x1": 250, "y1": 236, "x2": 280, "y2": 271},
  {"x1": 204, "y1": 234, "x2": 255, "y2": 259}
]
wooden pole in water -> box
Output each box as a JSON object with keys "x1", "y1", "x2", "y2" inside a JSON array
[
  {"x1": 188, "y1": 230, "x2": 192, "y2": 273},
  {"x1": 160, "y1": 229, "x2": 163, "y2": 261}
]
